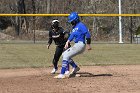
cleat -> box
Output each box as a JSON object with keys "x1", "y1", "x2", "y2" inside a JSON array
[
  {"x1": 69, "y1": 67, "x2": 80, "y2": 78},
  {"x1": 71, "y1": 67, "x2": 80, "y2": 74},
  {"x1": 54, "y1": 74, "x2": 66, "y2": 79},
  {"x1": 51, "y1": 68, "x2": 58, "y2": 74},
  {"x1": 65, "y1": 71, "x2": 70, "y2": 75}
]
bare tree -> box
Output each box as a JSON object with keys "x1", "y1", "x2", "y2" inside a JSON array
[{"x1": 0, "y1": 0, "x2": 140, "y2": 42}]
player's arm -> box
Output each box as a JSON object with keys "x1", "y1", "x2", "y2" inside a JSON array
[
  {"x1": 64, "y1": 32, "x2": 74, "y2": 49},
  {"x1": 61, "y1": 27, "x2": 69, "y2": 40},
  {"x1": 63, "y1": 30, "x2": 70, "y2": 40},
  {"x1": 47, "y1": 31, "x2": 53, "y2": 49},
  {"x1": 86, "y1": 29, "x2": 92, "y2": 50},
  {"x1": 64, "y1": 40, "x2": 70, "y2": 49},
  {"x1": 86, "y1": 30, "x2": 91, "y2": 44}
]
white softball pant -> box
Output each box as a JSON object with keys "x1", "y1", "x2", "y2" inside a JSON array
[{"x1": 62, "y1": 41, "x2": 86, "y2": 61}]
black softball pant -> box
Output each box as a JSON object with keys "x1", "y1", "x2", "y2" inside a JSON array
[{"x1": 52, "y1": 45, "x2": 64, "y2": 69}]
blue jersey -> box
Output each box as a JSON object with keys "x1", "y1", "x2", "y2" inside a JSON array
[{"x1": 68, "y1": 22, "x2": 91, "y2": 44}]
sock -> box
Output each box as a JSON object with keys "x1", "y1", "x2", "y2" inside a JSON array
[
  {"x1": 54, "y1": 66, "x2": 58, "y2": 70},
  {"x1": 53, "y1": 59, "x2": 58, "y2": 70},
  {"x1": 60, "y1": 60, "x2": 68, "y2": 74},
  {"x1": 66, "y1": 63, "x2": 69, "y2": 71},
  {"x1": 68, "y1": 59, "x2": 77, "y2": 68}
]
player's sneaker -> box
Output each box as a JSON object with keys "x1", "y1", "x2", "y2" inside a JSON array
[
  {"x1": 51, "y1": 68, "x2": 58, "y2": 74},
  {"x1": 71, "y1": 66, "x2": 80, "y2": 74},
  {"x1": 69, "y1": 67, "x2": 80, "y2": 78},
  {"x1": 54, "y1": 74, "x2": 66, "y2": 79},
  {"x1": 65, "y1": 70, "x2": 70, "y2": 75}
]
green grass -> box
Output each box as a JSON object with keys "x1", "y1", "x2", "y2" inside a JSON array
[
  {"x1": 76, "y1": 44, "x2": 140, "y2": 66},
  {"x1": 0, "y1": 43, "x2": 140, "y2": 69}
]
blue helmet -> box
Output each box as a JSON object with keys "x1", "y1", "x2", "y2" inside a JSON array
[{"x1": 68, "y1": 12, "x2": 79, "y2": 23}]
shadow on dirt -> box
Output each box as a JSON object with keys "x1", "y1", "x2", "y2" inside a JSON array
[{"x1": 69, "y1": 72, "x2": 113, "y2": 78}]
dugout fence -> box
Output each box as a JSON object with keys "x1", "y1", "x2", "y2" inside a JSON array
[{"x1": 0, "y1": 14, "x2": 140, "y2": 44}]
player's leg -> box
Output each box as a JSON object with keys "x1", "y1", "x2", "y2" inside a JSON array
[
  {"x1": 68, "y1": 59, "x2": 77, "y2": 68},
  {"x1": 63, "y1": 42, "x2": 85, "y2": 76},
  {"x1": 54, "y1": 60, "x2": 69, "y2": 78},
  {"x1": 68, "y1": 59, "x2": 80, "y2": 77},
  {"x1": 54, "y1": 41, "x2": 85, "y2": 78},
  {"x1": 51, "y1": 46, "x2": 64, "y2": 74},
  {"x1": 63, "y1": 42, "x2": 86, "y2": 59},
  {"x1": 64, "y1": 43, "x2": 71, "y2": 74},
  {"x1": 65, "y1": 63, "x2": 70, "y2": 75}
]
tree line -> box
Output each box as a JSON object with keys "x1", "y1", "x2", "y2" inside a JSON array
[{"x1": 0, "y1": 0, "x2": 140, "y2": 42}]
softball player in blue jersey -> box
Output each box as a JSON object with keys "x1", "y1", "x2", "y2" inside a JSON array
[{"x1": 54, "y1": 12, "x2": 92, "y2": 79}]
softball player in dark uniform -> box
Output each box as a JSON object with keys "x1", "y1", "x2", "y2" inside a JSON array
[
  {"x1": 48, "y1": 20, "x2": 69, "y2": 74},
  {"x1": 54, "y1": 12, "x2": 92, "y2": 79}
]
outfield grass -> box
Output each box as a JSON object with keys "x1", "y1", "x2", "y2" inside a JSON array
[{"x1": 0, "y1": 43, "x2": 140, "y2": 68}]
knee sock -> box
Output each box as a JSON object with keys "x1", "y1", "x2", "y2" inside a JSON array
[
  {"x1": 66, "y1": 63, "x2": 69, "y2": 71},
  {"x1": 68, "y1": 59, "x2": 77, "y2": 68},
  {"x1": 60, "y1": 60, "x2": 68, "y2": 74}
]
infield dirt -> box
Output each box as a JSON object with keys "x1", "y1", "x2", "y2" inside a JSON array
[{"x1": 0, "y1": 65, "x2": 140, "y2": 93}]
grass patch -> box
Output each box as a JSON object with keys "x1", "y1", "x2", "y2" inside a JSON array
[
  {"x1": 76, "y1": 44, "x2": 140, "y2": 65},
  {"x1": 0, "y1": 43, "x2": 140, "y2": 69}
]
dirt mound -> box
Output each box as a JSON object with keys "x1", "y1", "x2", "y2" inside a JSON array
[{"x1": 0, "y1": 65, "x2": 140, "y2": 93}]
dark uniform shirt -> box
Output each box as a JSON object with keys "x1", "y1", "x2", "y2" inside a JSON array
[{"x1": 48, "y1": 27, "x2": 68, "y2": 47}]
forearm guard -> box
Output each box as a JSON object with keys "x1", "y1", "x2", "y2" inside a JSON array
[{"x1": 86, "y1": 38, "x2": 91, "y2": 44}]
